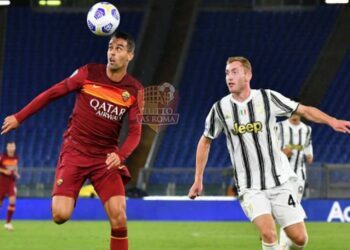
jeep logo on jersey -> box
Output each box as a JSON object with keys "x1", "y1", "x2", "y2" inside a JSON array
[
  {"x1": 232, "y1": 121, "x2": 263, "y2": 135},
  {"x1": 287, "y1": 144, "x2": 304, "y2": 151},
  {"x1": 90, "y1": 98, "x2": 126, "y2": 121}
]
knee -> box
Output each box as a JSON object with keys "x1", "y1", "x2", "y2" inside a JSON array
[
  {"x1": 109, "y1": 207, "x2": 127, "y2": 228},
  {"x1": 51, "y1": 197, "x2": 74, "y2": 225},
  {"x1": 261, "y1": 229, "x2": 277, "y2": 243},
  {"x1": 52, "y1": 210, "x2": 71, "y2": 225},
  {"x1": 291, "y1": 233, "x2": 308, "y2": 247}
]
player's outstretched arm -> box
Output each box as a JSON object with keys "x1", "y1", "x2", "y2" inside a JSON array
[
  {"x1": 188, "y1": 136, "x2": 212, "y2": 199},
  {"x1": 1, "y1": 67, "x2": 87, "y2": 136},
  {"x1": 296, "y1": 104, "x2": 350, "y2": 134},
  {"x1": 1, "y1": 115, "x2": 20, "y2": 135}
]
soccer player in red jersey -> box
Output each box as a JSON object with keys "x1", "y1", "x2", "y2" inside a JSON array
[
  {"x1": 1, "y1": 32, "x2": 143, "y2": 250},
  {"x1": 0, "y1": 141, "x2": 20, "y2": 231}
]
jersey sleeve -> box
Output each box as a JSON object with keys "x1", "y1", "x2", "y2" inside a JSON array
[
  {"x1": 64, "y1": 65, "x2": 88, "y2": 91},
  {"x1": 268, "y1": 90, "x2": 299, "y2": 117},
  {"x1": 203, "y1": 102, "x2": 224, "y2": 139},
  {"x1": 117, "y1": 88, "x2": 143, "y2": 161},
  {"x1": 14, "y1": 66, "x2": 87, "y2": 123},
  {"x1": 304, "y1": 126, "x2": 313, "y2": 156}
]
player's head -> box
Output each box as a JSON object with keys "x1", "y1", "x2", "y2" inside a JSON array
[
  {"x1": 107, "y1": 31, "x2": 135, "y2": 71},
  {"x1": 6, "y1": 141, "x2": 16, "y2": 156},
  {"x1": 289, "y1": 113, "x2": 301, "y2": 125},
  {"x1": 225, "y1": 56, "x2": 252, "y2": 94}
]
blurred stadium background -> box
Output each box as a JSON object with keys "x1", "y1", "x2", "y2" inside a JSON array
[{"x1": 0, "y1": 0, "x2": 350, "y2": 249}]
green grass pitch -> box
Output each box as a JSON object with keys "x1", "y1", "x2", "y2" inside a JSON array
[{"x1": 0, "y1": 221, "x2": 349, "y2": 249}]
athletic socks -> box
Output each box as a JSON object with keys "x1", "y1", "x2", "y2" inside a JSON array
[
  {"x1": 279, "y1": 229, "x2": 288, "y2": 249},
  {"x1": 262, "y1": 241, "x2": 279, "y2": 250},
  {"x1": 6, "y1": 204, "x2": 15, "y2": 223},
  {"x1": 110, "y1": 227, "x2": 128, "y2": 250},
  {"x1": 286, "y1": 243, "x2": 306, "y2": 250}
]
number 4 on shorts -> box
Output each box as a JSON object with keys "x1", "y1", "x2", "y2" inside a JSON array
[{"x1": 288, "y1": 194, "x2": 296, "y2": 207}]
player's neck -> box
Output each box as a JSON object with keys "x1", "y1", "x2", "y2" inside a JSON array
[
  {"x1": 106, "y1": 68, "x2": 127, "y2": 82},
  {"x1": 231, "y1": 88, "x2": 251, "y2": 102}
]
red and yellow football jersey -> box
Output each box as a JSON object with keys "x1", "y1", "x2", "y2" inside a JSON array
[
  {"x1": 0, "y1": 154, "x2": 19, "y2": 180},
  {"x1": 14, "y1": 64, "x2": 143, "y2": 161}
]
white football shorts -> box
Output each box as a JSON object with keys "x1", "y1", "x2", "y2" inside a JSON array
[{"x1": 239, "y1": 180, "x2": 306, "y2": 229}]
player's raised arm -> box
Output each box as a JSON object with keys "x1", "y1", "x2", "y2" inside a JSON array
[
  {"x1": 1, "y1": 66, "x2": 87, "y2": 135},
  {"x1": 1, "y1": 81, "x2": 69, "y2": 135},
  {"x1": 188, "y1": 135, "x2": 212, "y2": 199},
  {"x1": 295, "y1": 104, "x2": 350, "y2": 134},
  {"x1": 1, "y1": 116, "x2": 20, "y2": 135}
]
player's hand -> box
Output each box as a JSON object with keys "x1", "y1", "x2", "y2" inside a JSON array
[
  {"x1": 329, "y1": 119, "x2": 350, "y2": 134},
  {"x1": 106, "y1": 152, "x2": 121, "y2": 169},
  {"x1": 15, "y1": 173, "x2": 21, "y2": 179},
  {"x1": 1, "y1": 169, "x2": 12, "y2": 176},
  {"x1": 306, "y1": 155, "x2": 313, "y2": 165},
  {"x1": 1, "y1": 115, "x2": 20, "y2": 135},
  {"x1": 282, "y1": 147, "x2": 293, "y2": 158},
  {"x1": 188, "y1": 181, "x2": 203, "y2": 199}
]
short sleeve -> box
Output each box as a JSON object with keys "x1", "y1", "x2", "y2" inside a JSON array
[
  {"x1": 203, "y1": 102, "x2": 223, "y2": 139},
  {"x1": 269, "y1": 90, "x2": 299, "y2": 117}
]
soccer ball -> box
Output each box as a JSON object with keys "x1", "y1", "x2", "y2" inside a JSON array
[{"x1": 87, "y1": 2, "x2": 120, "y2": 36}]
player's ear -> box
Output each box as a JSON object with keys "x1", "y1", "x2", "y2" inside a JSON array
[
  {"x1": 127, "y1": 52, "x2": 134, "y2": 62},
  {"x1": 246, "y1": 70, "x2": 252, "y2": 82}
]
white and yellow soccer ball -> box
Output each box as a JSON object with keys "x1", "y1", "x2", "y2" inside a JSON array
[{"x1": 87, "y1": 2, "x2": 120, "y2": 36}]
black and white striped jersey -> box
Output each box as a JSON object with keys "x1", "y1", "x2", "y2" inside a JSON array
[
  {"x1": 276, "y1": 120, "x2": 313, "y2": 181},
  {"x1": 203, "y1": 89, "x2": 298, "y2": 194}
]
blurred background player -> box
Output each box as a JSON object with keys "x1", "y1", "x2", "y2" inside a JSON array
[
  {"x1": 188, "y1": 56, "x2": 350, "y2": 250},
  {"x1": 0, "y1": 141, "x2": 20, "y2": 231},
  {"x1": 276, "y1": 113, "x2": 313, "y2": 249},
  {"x1": 1, "y1": 31, "x2": 143, "y2": 250}
]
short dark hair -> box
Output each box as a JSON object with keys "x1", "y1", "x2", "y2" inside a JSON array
[{"x1": 111, "y1": 31, "x2": 135, "y2": 53}]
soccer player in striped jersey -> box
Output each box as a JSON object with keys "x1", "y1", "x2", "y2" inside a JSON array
[
  {"x1": 188, "y1": 56, "x2": 350, "y2": 250},
  {"x1": 277, "y1": 113, "x2": 313, "y2": 200},
  {"x1": 276, "y1": 113, "x2": 313, "y2": 249},
  {"x1": 1, "y1": 32, "x2": 143, "y2": 250}
]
